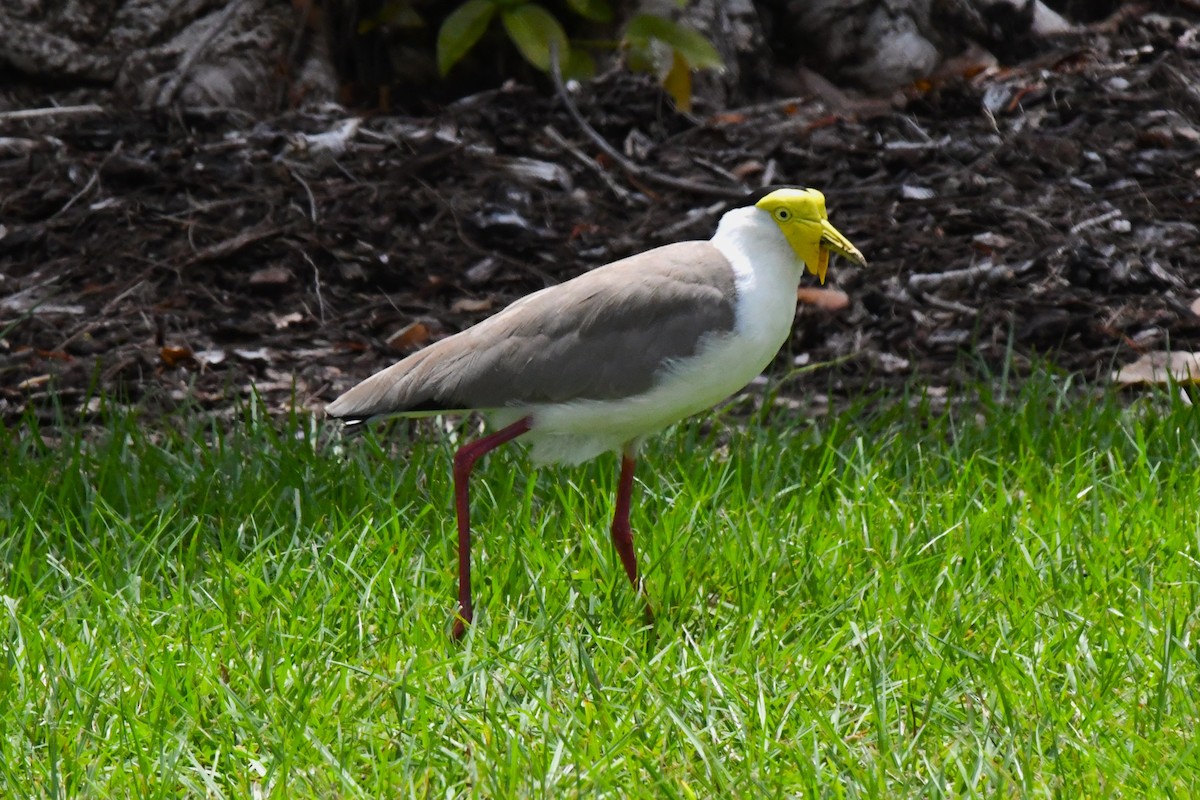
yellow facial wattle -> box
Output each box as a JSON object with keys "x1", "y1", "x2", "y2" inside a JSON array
[{"x1": 755, "y1": 188, "x2": 866, "y2": 283}]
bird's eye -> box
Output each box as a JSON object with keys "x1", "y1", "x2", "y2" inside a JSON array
[{"x1": 775, "y1": 209, "x2": 790, "y2": 221}]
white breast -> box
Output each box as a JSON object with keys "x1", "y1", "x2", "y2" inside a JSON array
[{"x1": 496, "y1": 208, "x2": 803, "y2": 466}]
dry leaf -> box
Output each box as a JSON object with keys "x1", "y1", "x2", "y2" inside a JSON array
[
  {"x1": 871, "y1": 352, "x2": 911, "y2": 373},
  {"x1": 804, "y1": 114, "x2": 841, "y2": 131},
  {"x1": 233, "y1": 347, "x2": 272, "y2": 363},
  {"x1": 195, "y1": 349, "x2": 226, "y2": 366},
  {"x1": 662, "y1": 51, "x2": 693, "y2": 112},
  {"x1": 902, "y1": 184, "x2": 936, "y2": 200},
  {"x1": 451, "y1": 297, "x2": 494, "y2": 314},
  {"x1": 340, "y1": 262, "x2": 368, "y2": 281},
  {"x1": 1113, "y1": 352, "x2": 1200, "y2": 386},
  {"x1": 272, "y1": 311, "x2": 304, "y2": 329},
  {"x1": 387, "y1": 321, "x2": 430, "y2": 351},
  {"x1": 730, "y1": 160, "x2": 764, "y2": 179},
  {"x1": 160, "y1": 345, "x2": 194, "y2": 367},
  {"x1": 797, "y1": 287, "x2": 850, "y2": 311},
  {"x1": 248, "y1": 266, "x2": 291, "y2": 286},
  {"x1": 972, "y1": 232, "x2": 1014, "y2": 252},
  {"x1": 568, "y1": 223, "x2": 601, "y2": 241},
  {"x1": 465, "y1": 258, "x2": 499, "y2": 285}
]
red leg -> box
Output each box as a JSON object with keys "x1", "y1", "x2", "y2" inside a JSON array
[
  {"x1": 451, "y1": 416, "x2": 532, "y2": 639},
  {"x1": 611, "y1": 451, "x2": 639, "y2": 586},
  {"x1": 611, "y1": 449, "x2": 654, "y2": 622}
]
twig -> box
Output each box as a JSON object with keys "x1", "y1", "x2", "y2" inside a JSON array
[
  {"x1": 301, "y1": 251, "x2": 326, "y2": 324},
  {"x1": 54, "y1": 141, "x2": 125, "y2": 219},
  {"x1": 53, "y1": 170, "x2": 98, "y2": 218},
  {"x1": 997, "y1": 203, "x2": 1058, "y2": 233},
  {"x1": 0, "y1": 137, "x2": 41, "y2": 156},
  {"x1": 692, "y1": 157, "x2": 742, "y2": 184},
  {"x1": 289, "y1": 166, "x2": 318, "y2": 224},
  {"x1": 0, "y1": 104, "x2": 106, "y2": 122},
  {"x1": 920, "y1": 292, "x2": 978, "y2": 316},
  {"x1": 418, "y1": 180, "x2": 558, "y2": 284},
  {"x1": 898, "y1": 114, "x2": 933, "y2": 143},
  {"x1": 1080, "y1": 2, "x2": 1154, "y2": 34},
  {"x1": 547, "y1": 44, "x2": 746, "y2": 201},
  {"x1": 761, "y1": 158, "x2": 778, "y2": 186},
  {"x1": 714, "y1": 96, "x2": 814, "y2": 119},
  {"x1": 1069, "y1": 209, "x2": 1121, "y2": 236},
  {"x1": 907, "y1": 260, "x2": 1020, "y2": 293},
  {"x1": 155, "y1": 0, "x2": 250, "y2": 108},
  {"x1": 55, "y1": 281, "x2": 145, "y2": 352},
  {"x1": 657, "y1": 200, "x2": 727, "y2": 239},
  {"x1": 542, "y1": 124, "x2": 637, "y2": 204},
  {"x1": 183, "y1": 225, "x2": 283, "y2": 267}
]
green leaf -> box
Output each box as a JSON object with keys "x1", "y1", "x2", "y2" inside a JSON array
[
  {"x1": 562, "y1": 48, "x2": 596, "y2": 81},
  {"x1": 379, "y1": 1, "x2": 425, "y2": 29},
  {"x1": 565, "y1": 0, "x2": 612, "y2": 23},
  {"x1": 437, "y1": 0, "x2": 498, "y2": 76},
  {"x1": 624, "y1": 14, "x2": 722, "y2": 70},
  {"x1": 501, "y1": 4, "x2": 569, "y2": 72},
  {"x1": 359, "y1": 1, "x2": 424, "y2": 35},
  {"x1": 624, "y1": 44, "x2": 656, "y2": 75}
]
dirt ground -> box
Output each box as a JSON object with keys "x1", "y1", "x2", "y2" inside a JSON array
[{"x1": 2, "y1": 9, "x2": 1198, "y2": 428}]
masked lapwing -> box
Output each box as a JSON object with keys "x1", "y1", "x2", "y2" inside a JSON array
[{"x1": 327, "y1": 186, "x2": 866, "y2": 638}]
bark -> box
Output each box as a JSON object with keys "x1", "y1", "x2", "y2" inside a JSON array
[
  {"x1": 765, "y1": 0, "x2": 1076, "y2": 93},
  {"x1": 0, "y1": 0, "x2": 337, "y2": 112}
]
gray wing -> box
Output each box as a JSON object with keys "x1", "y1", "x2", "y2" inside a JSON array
[{"x1": 326, "y1": 241, "x2": 737, "y2": 422}]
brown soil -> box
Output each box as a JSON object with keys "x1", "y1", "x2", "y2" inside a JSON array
[{"x1": 3, "y1": 11, "x2": 1198, "y2": 428}]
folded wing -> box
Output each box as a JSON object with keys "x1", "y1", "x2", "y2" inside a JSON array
[{"x1": 326, "y1": 241, "x2": 737, "y2": 423}]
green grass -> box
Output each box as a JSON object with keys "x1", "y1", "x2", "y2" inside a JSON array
[{"x1": 3, "y1": 377, "x2": 1200, "y2": 798}]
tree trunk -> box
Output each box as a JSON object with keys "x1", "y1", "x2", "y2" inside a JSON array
[
  {"x1": 763, "y1": 0, "x2": 1074, "y2": 93},
  {"x1": 0, "y1": 0, "x2": 337, "y2": 112}
]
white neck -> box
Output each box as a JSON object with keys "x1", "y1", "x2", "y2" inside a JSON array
[{"x1": 710, "y1": 207, "x2": 803, "y2": 345}]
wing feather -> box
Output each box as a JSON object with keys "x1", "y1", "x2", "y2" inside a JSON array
[{"x1": 326, "y1": 241, "x2": 737, "y2": 421}]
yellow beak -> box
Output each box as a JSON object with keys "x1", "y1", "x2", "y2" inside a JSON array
[
  {"x1": 793, "y1": 220, "x2": 867, "y2": 284},
  {"x1": 816, "y1": 220, "x2": 866, "y2": 283}
]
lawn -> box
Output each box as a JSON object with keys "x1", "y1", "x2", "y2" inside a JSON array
[{"x1": 2, "y1": 376, "x2": 1199, "y2": 797}]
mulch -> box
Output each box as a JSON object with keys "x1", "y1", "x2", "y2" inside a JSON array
[{"x1": 2, "y1": 8, "x2": 1198, "y2": 428}]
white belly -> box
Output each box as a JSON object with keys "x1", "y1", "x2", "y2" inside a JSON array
[{"x1": 503, "y1": 327, "x2": 783, "y2": 465}]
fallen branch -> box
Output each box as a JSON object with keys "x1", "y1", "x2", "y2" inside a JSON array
[
  {"x1": 0, "y1": 104, "x2": 106, "y2": 122},
  {"x1": 907, "y1": 259, "x2": 1029, "y2": 293}
]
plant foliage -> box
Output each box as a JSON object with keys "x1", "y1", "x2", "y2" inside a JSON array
[{"x1": 434, "y1": 0, "x2": 721, "y2": 107}]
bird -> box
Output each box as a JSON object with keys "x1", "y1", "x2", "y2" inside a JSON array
[{"x1": 326, "y1": 186, "x2": 866, "y2": 638}]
